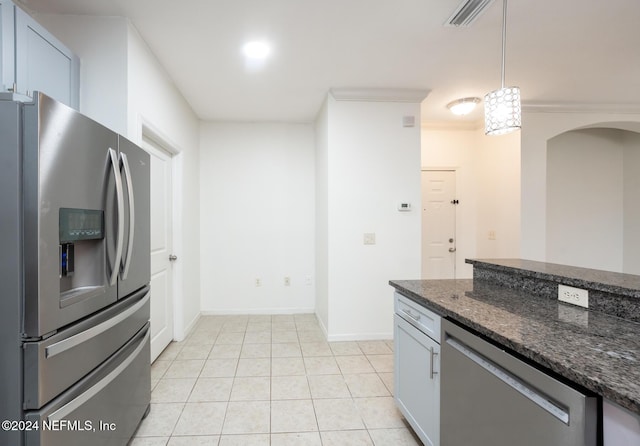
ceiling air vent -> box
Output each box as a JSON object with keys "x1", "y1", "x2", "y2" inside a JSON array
[{"x1": 445, "y1": 0, "x2": 495, "y2": 27}]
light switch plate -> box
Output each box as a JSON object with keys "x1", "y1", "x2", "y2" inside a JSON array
[
  {"x1": 558, "y1": 284, "x2": 589, "y2": 308},
  {"x1": 363, "y1": 233, "x2": 376, "y2": 245}
]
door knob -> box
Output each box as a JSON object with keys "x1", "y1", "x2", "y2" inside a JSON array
[
  {"x1": 449, "y1": 248, "x2": 456, "y2": 253},
  {"x1": 169, "y1": 254, "x2": 178, "y2": 261}
]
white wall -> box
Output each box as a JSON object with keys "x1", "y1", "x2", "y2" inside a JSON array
[
  {"x1": 126, "y1": 24, "x2": 201, "y2": 339},
  {"x1": 623, "y1": 132, "x2": 640, "y2": 274},
  {"x1": 199, "y1": 122, "x2": 316, "y2": 314},
  {"x1": 521, "y1": 111, "x2": 640, "y2": 268},
  {"x1": 475, "y1": 130, "x2": 521, "y2": 260},
  {"x1": 546, "y1": 129, "x2": 624, "y2": 271},
  {"x1": 37, "y1": 14, "x2": 201, "y2": 340},
  {"x1": 319, "y1": 94, "x2": 422, "y2": 339},
  {"x1": 421, "y1": 125, "x2": 520, "y2": 278}
]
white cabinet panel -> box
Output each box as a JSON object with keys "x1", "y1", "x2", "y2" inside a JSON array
[
  {"x1": 604, "y1": 399, "x2": 640, "y2": 445},
  {"x1": 395, "y1": 313, "x2": 440, "y2": 446},
  {"x1": 15, "y1": 6, "x2": 78, "y2": 108},
  {"x1": 1, "y1": 0, "x2": 78, "y2": 108},
  {"x1": 0, "y1": 0, "x2": 15, "y2": 90}
]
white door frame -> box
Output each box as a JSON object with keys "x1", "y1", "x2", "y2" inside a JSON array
[{"x1": 138, "y1": 118, "x2": 185, "y2": 342}]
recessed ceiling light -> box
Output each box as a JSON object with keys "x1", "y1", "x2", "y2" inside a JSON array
[
  {"x1": 242, "y1": 41, "x2": 271, "y2": 60},
  {"x1": 447, "y1": 97, "x2": 481, "y2": 116}
]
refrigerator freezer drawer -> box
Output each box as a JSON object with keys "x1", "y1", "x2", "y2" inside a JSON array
[
  {"x1": 25, "y1": 323, "x2": 151, "y2": 446},
  {"x1": 23, "y1": 287, "x2": 150, "y2": 409}
]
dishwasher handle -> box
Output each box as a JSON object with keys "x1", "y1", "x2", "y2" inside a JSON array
[{"x1": 445, "y1": 335, "x2": 570, "y2": 424}]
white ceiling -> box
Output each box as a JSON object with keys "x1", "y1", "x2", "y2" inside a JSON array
[{"x1": 17, "y1": 0, "x2": 640, "y2": 124}]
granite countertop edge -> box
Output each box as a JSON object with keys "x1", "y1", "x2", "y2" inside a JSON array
[
  {"x1": 390, "y1": 278, "x2": 640, "y2": 416},
  {"x1": 467, "y1": 258, "x2": 640, "y2": 299}
]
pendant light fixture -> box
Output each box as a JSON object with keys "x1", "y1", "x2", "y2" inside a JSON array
[{"x1": 484, "y1": 0, "x2": 521, "y2": 135}]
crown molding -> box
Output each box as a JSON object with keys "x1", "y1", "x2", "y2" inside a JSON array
[
  {"x1": 522, "y1": 102, "x2": 640, "y2": 115},
  {"x1": 420, "y1": 103, "x2": 640, "y2": 129},
  {"x1": 421, "y1": 119, "x2": 482, "y2": 131},
  {"x1": 330, "y1": 88, "x2": 430, "y2": 103}
]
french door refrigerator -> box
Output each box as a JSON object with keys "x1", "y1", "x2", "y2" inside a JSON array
[{"x1": 0, "y1": 92, "x2": 151, "y2": 446}]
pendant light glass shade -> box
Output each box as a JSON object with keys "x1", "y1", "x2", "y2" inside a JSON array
[
  {"x1": 484, "y1": 86, "x2": 521, "y2": 135},
  {"x1": 484, "y1": 0, "x2": 521, "y2": 135}
]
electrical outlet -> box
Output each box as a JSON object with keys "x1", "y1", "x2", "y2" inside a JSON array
[
  {"x1": 488, "y1": 230, "x2": 496, "y2": 240},
  {"x1": 558, "y1": 284, "x2": 589, "y2": 308},
  {"x1": 255, "y1": 278, "x2": 261, "y2": 287},
  {"x1": 304, "y1": 275, "x2": 313, "y2": 286},
  {"x1": 284, "y1": 276, "x2": 291, "y2": 286},
  {"x1": 363, "y1": 233, "x2": 376, "y2": 245}
]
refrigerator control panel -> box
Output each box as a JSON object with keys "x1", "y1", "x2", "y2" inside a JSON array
[{"x1": 59, "y1": 208, "x2": 104, "y2": 242}]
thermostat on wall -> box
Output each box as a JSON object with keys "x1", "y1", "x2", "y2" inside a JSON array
[{"x1": 398, "y1": 203, "x2": 412, "y2": 212}]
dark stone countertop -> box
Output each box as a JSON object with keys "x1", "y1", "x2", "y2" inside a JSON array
[
  {"x1": 389, "y1": 278, "x2": 640, "y2": 415},
  {"x1": 467, "y1": 258, "x2": 640, "y2": 299}
]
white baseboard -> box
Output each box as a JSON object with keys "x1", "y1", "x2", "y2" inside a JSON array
[
  {"x1": 176, "y1": 312, "x2": 200, "y2": 341},
  {"x1": 316, "y1": 314, "x2": 329, "y2": 339},
  {"x1": 327, "y1": 332, "x2": 394, "y2": 342},
  {"x1": 200, "y1": 307, "x2": 316, "y2": 316},
  {"x1": 196, "y1": 310, "x2": 392, "y2": 341}
]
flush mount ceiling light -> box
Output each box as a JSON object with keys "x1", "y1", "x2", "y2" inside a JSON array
[
  {"x1": 447, "y1": 97, "x2": 481, "y2": 116},
  {"x1": 242, "y1": 41, "x2": 271, "y2": 60},
  {"x1": 484, "y1": 0, "x2": 521, "y2": 135}
]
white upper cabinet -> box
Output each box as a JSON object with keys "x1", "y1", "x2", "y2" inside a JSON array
[
  {"x1": 0, "y1": 0, "x2": 79, "y2": 108},
  {"x1": 0, "y1": 0, "x2": 15, "y2": 90}
]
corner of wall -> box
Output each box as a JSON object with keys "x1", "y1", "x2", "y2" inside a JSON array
[{"x1": 314, "y1": 97, "x2": 330, "y2": 331}]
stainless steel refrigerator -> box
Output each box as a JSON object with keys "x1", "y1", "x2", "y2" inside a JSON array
[{"x1": 0, "y1": 92, "x2": 151, "y2": 445}]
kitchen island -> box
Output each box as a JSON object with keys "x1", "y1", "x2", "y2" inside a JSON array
[{"x1": 390, "y1": 258, "x2": 640, "y2": 445}]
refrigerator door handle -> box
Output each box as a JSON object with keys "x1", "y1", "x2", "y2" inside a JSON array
[
  {"x1": 120, "y1": 152, "x2": 135, "y2": 280},
  {"x1": 109, "y1": 148, "x2": 125, "y2": 286}
]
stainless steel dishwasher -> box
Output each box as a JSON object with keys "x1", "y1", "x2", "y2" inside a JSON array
[{"x1": 441, "y1": 319, "x2": 599, "y2": 446}]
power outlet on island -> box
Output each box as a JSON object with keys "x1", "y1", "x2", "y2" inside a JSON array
[{"x1": 558, "y1": 284, "x2": 589, "y2": 309}]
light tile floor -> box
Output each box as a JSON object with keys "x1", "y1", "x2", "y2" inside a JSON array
[{"x1": 131, "y1": 314, "x2": 421, "y2": 446}]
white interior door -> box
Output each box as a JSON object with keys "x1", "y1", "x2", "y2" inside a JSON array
[
  {"x1": 143, "y1": 137, "x2": 174, "y2": 362},
  {"x1": 422, "y1": 170, "x2": 457, "y2": 279}
]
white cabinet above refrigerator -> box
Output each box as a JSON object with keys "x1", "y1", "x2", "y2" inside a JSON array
[{"x1": 1, "y1": 0, "x2": 79, "y2": 108}]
